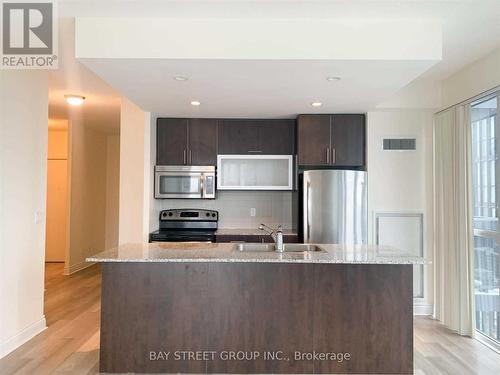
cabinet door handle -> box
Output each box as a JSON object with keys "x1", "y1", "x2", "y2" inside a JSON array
[
  {"x1": 331, "y1": 148, "x2": 336, "y2": 164},
  {"x1": 326, "y1": 148, "x2": 330, "y2": 164},
  {"x1": 183, "y1": 149, "x2": 187, "y2": 165},
  {"x1": 248, "y1": 150, "x2": 262, "y2": 153},
  {"x1": 189, "y1": 150, "x2": 192, "y2": 164}
]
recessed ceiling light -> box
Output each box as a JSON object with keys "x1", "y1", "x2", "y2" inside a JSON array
[
  {"x1": 64, "y1": 95, "x2": 85, "y2": 106},
  {"x1": 326, "y1": 76, "x2": 341, "y2": 81},
  {"x1": 311, "y1": 102, "x2": 322, "y2": 107},
  {"x1": 190, "y1": 100, "x2": 201, "y2": 106},
  {"x1": 174, "y1": 76, "x2": 188, "y2": 81}
]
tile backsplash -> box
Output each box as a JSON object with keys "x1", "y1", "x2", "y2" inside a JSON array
[{"x1": 150, "y1": 191, "x2": 294, "y2": 231}]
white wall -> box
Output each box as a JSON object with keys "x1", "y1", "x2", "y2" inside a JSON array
[
  {"x1": 442, "y1": 47, "x2": 500, "y2": 108},
  {"x1": 367, "y1": 111, "x2": 433, "y2": 228},
  {"x1": 0, "y1": 71, "x2": 48, "y2": 358},
  {"x1": 76, "y1": 18, "x2": 442, "y2": 61},
  {"x1": 105, "y1": 135, "x2": 120, "y2": 250},
  {"x1": 376, "y1": 78, "x2": 442, "y2": 110},
  {"x1": 366, "y1": 110, "x2": 434, "y2": 314},
  {"x1": 119, "y1": 98, "x2": 151, "y2": 244},
  {"x1": 66, "y1": 120, "x2": 108, "y2": 274}
]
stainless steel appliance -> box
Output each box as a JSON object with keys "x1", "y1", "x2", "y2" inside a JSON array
[
  {"x1": 154, "y1": 165, "x2": 215, "y2": 199},
  {"x1": 300, "y1": 170, "x2": 367, "y2": 244},
  {"x1": 149, "y1": 209, "x2": 218, "y2": 242}
]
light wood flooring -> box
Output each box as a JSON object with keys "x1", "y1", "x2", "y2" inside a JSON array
[{"x1": 0, "y1": 263, "x2": 499, "y2": 375}]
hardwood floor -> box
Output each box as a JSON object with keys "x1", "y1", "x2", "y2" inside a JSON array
[
  {"x1": 0, "y1": 262, "x2": 499, "y2": 375},
  {"x1": 1, "y1": 263, "x2": 101, "y2": 375}
]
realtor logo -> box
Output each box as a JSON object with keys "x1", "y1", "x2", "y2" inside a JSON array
[{"x1": 1, "y1": 0, "x2": 58, "y2": 69}]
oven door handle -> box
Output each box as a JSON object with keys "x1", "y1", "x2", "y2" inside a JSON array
[{"x1": 171, "y1": 241, "x2": 213, "y2": 244}]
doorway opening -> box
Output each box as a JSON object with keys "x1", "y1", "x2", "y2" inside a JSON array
[{"x1": 45, "y1": 119, "x2": 70, "y2": 268}]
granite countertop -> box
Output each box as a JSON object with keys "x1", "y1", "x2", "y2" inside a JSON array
[
  {"x1": 215, "y1": 228, "x2": 298, "y2": 236},
  {"x1": 86, "y1": 242, "x2": 427, "y2": 265}
]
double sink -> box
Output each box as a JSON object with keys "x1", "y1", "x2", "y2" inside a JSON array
[{"x1": 234, "y1": 243, "x2": 325, "y2": 253}]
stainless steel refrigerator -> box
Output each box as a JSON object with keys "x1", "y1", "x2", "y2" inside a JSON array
[{"x1": 299, "y1": 170, "x2": 367, "y2": 244}]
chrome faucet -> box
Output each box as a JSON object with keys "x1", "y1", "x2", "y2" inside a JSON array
[{"x1": 259, "y1": 223, "x2": 284, "y2": 252}]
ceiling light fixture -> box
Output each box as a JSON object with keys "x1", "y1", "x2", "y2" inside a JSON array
[
  {"x1": 64, "y1": 95, "x2": 85, "y2": 106},
  {"x1": 311, "y1": 102, "x2": 322, "y2": 107},
  {"x1": 174, "y1": 76, "x2": 188, "y2": 81},
  {"x1": 326, "y1": 76, "x2": 341, "y2": 81},
  {"x1": 190, "y1": 100, "x2": 201, "y2": 106}
]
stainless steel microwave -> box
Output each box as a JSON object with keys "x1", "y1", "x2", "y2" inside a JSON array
[{"x1": 154, "y1": 166, "x2": 216, "y2": 199}]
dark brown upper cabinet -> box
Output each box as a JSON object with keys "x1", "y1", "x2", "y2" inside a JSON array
[
  {"x1": 218, "y1": 119, "x2": 295, "y2": 155},
  {"x1": 157, "y1": 118, "x2": 217, "y2": 165},
  {"x1": 330, "y1": 114, "x2": 365, "y2": 167},
  {"x1": 258, "y1": 119, "x2": 296, "y2": 154},
  {"x1": 187, "y1": 119, "x2": 218, "y2": 165},
  {"x1": 297, "y1": 115, "x2": 331, "y2": 165},
  {"x1": 157, "y1": 118, "x2": 188, "y2": 165},
  {"x1": 297, "y1": 114, "x2": 365, "y2": 167}
]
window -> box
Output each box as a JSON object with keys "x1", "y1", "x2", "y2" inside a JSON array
[{"x1": 471, "y1": 95, "x2": 500, "y2": 346}]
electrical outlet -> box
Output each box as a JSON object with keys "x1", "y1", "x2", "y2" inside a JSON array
[{"x1": 250, "y1": 208, "x2": 256, "y2": 217}]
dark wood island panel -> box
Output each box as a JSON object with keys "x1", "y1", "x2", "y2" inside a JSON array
[
  {"x1": 206, "y1": 263, "x2": 315, "y2": 374},
  {"x1": 100, "y1": 263, "x2": 210, "y2": 373},
  {"x1": 313, "y1": 264, "x2": 413, "y2": 374},
  {"x1": 99, "y1": 262, "x2": 413, "y2": 374}
]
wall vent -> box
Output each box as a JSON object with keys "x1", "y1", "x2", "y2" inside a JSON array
[{"x1": 383, "y1": 138, "x2": 416, "y2": 151}]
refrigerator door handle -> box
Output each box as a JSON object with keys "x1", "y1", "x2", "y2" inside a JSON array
[
  {"x1": 331, "y1": 148, "x2": 336, "y2": 164},
  {"x1": 326, "y1": 148, "x2": 330, "y2": 164},
  {"x1": 305, "y1": 181, "x2": 311, "y2": 243}
]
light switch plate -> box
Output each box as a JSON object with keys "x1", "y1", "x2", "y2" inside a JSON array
[
  {"x1": 35, "y1": 211, "x2": 44, "y2": 224},
  {"x1": 250, "y1": 208, "x2": 256, "y2": 217}
]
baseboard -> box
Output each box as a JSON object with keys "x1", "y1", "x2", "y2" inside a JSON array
[
  {"x1": 414, "y1": 304, "x2": 433, "y2": 316},
  {"x1": 0, "y1": 316, "x2": 47, "y2": 359},
  {"x1": 64, "y1": 260, "x2": 96, "y2": 275}
]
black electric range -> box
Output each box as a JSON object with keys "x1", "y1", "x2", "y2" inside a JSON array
[{"x1": 149, "y1": 209, "x2": 218, "y2": 243}]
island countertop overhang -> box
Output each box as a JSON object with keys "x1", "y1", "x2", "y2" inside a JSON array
[{"x1": 86, "y1": 242, "x2": 427, "y2": 264}]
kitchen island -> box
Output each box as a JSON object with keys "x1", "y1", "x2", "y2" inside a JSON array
[{"x1": 88, "y1": 242, "x2": 425, "y2": 374}]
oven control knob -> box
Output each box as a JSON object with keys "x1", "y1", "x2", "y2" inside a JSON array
[
  {"x1": 212, "y1": 213, "x2": 216, "y2": 218},
  {"x1": 168, "y1": 212, "x2": 173, "y2": 217},
  {"x1": 206, "y1": 212, "x2": 210, "y2": 217}
]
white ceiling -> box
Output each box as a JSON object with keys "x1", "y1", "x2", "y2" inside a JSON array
[
  {"x1": 80, "y1": 59, "x2": 436, "y2": 118},
  {"x1": 50, "y1": 0, "x2": 500, "y2": 128}
]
